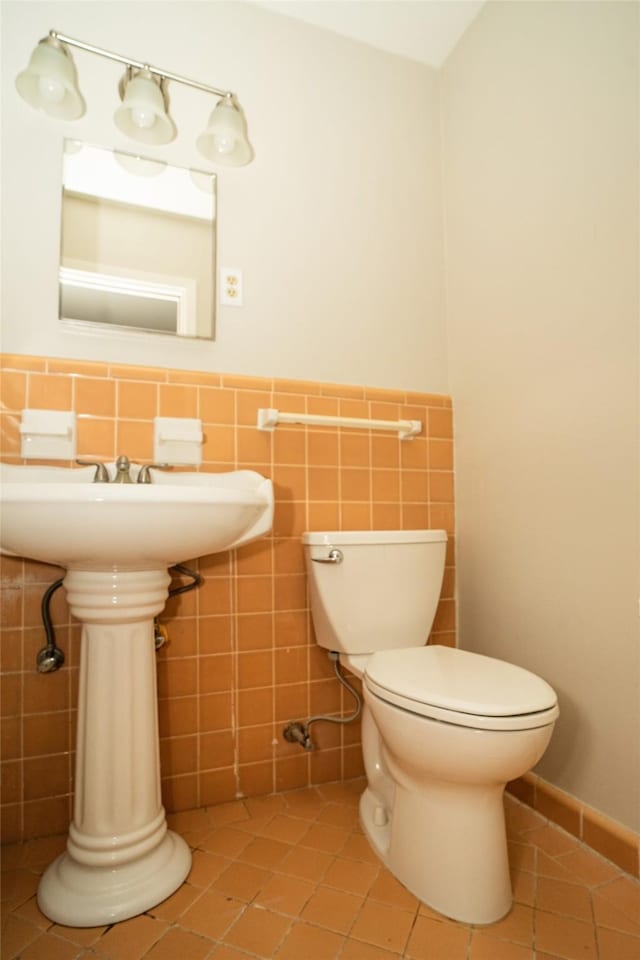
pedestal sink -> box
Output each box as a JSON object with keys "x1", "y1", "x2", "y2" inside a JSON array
[{"x1": 0, "y1": 462, "x2": 274, "y2": 927}]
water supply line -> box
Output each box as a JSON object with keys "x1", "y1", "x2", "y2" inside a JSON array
[
  {"x1": 283, "y1": 651, "x2": 362, "y2": 751},
  {"x1": 153, "y1": 564, "x2": 203, "y2": 651},
  {"x1": 36, "y1": 578, "x2": 65, "y2": 673},
  {"x1": 37, "y1": 562, "x2": 202, "y2": 672}
]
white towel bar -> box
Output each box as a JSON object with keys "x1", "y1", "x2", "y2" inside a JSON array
[{"x1": 256, "y1": 408, "x2": 421, "y2": 440}]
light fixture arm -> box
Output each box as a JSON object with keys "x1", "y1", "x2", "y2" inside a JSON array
[{"x1": 49, "y1": 30, "x2": 236, "y2": 103}]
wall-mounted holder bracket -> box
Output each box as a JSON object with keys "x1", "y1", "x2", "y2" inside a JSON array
[
  {"x1": 20, "y1": 409, "x2": 77, "y2": 460},
  {"x1": 153, "y1": 417, "x2": 203, "y2": 465}
]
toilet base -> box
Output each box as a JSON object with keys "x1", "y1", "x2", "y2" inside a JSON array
[{"x1": 360, "y1": 783, "x2": 512, "y2": 925}]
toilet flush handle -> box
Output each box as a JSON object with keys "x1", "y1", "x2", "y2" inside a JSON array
[{"x1": 312, "y1": 548, "x2": 343, "y2": 564}]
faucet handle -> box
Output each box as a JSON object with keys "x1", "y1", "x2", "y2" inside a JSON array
[
  {"x1": 137, "y1": 463, "x2": 171, "y2": 484},
  {"x1": 76, "y1": 459, "x2": 109, "y2": 483}
]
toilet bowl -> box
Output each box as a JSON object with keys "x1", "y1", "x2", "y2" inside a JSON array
[{"x1": 302, "y1": 530, "x2": 559, "y2": 925}]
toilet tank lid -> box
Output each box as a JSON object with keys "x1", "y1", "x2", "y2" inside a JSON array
[{"x1": 302, "y1": 529, "x2": 447, "y2": 545}]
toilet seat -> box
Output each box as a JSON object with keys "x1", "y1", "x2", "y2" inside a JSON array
[{"x1": 364, "y1": 646, "x2": 559, "y2": 731}]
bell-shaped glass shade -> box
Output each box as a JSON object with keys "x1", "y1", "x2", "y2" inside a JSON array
[
  {"x1": 196, "y1": 98, "x2": 253, "y2": 167},
  {"x1": 15, "y1": 38, "x2": 85, "y2": 120},
  {"x1": 114, "y1": 70, "x2": 176, "y2": 146}
]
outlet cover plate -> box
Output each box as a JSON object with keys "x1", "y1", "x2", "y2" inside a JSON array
[{"x1": 220, "y1": 267, "x2": 243, "y2": 306}]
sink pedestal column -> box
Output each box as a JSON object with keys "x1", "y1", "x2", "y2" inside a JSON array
[{"x1": 37, "y1": 570, "x2": 192, "y2": 927}]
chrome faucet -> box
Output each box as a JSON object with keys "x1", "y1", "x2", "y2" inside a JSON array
[
  {"x1": 76, "y1": 456, "x2": 170, "y2": 483},
  {"x1": 76, "y1": 455, "x2": 133, "y2": 483},
  {"x1": 113, "y1": 455, "x2": 133, "y2": 483}
]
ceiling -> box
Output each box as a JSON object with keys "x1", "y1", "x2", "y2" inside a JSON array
[{"x1": 255, "y1": 0, "x2": 486, "y2": 68}]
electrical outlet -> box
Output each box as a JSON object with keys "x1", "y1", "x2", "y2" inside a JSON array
[{"x1": 220, "y1": 267, "x2": 243, "y2": 306}]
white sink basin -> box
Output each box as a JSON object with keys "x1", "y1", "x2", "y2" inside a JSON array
[{"x1": 0, "y1": 463, "x2": 274, "y2": 570}]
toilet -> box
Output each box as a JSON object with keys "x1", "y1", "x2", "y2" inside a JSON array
[{"x1": 302, "y1": 529, "x2": 559, "y2": 925}]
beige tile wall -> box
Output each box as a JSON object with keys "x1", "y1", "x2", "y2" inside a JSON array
[{"x1": 0, "y1": 354, "x2": 456, "y2": 843}]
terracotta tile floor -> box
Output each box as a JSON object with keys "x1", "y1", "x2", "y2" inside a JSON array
[{"x1": 2, "y1": 780, "x2": 639, "y2": 960}]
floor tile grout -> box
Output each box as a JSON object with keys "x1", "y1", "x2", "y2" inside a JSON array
[{"x1": 1, "y1": 783, "x2": 639, "y2": 960}]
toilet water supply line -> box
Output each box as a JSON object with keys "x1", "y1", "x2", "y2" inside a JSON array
[
  {"x1": 283, "y1": 651, "x2": 362, "y2": 751},
  {"x1": 36, "y1": 564, "x2": 202, "y2": 672}
]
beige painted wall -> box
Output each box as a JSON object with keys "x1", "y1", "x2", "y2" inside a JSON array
[
  {"x1": 441, "y1": 0, "x2": 639, "y2": 830},
  {"x1": 0, "y1": 1, "x2": 447, "y2": 393}
]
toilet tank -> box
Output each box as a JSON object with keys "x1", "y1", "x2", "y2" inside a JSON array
[{"x1": 302, "y1": 530, "x2": 447, "y2": 655}]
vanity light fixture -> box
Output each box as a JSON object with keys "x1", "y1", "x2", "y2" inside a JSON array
[{"x1": 15, "y1": 30, "x2": 253, "y2": 166}]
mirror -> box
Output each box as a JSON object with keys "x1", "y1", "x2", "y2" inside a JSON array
[{"x1": 59, "y1": 141, "x2": 216, "y2": 339}]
